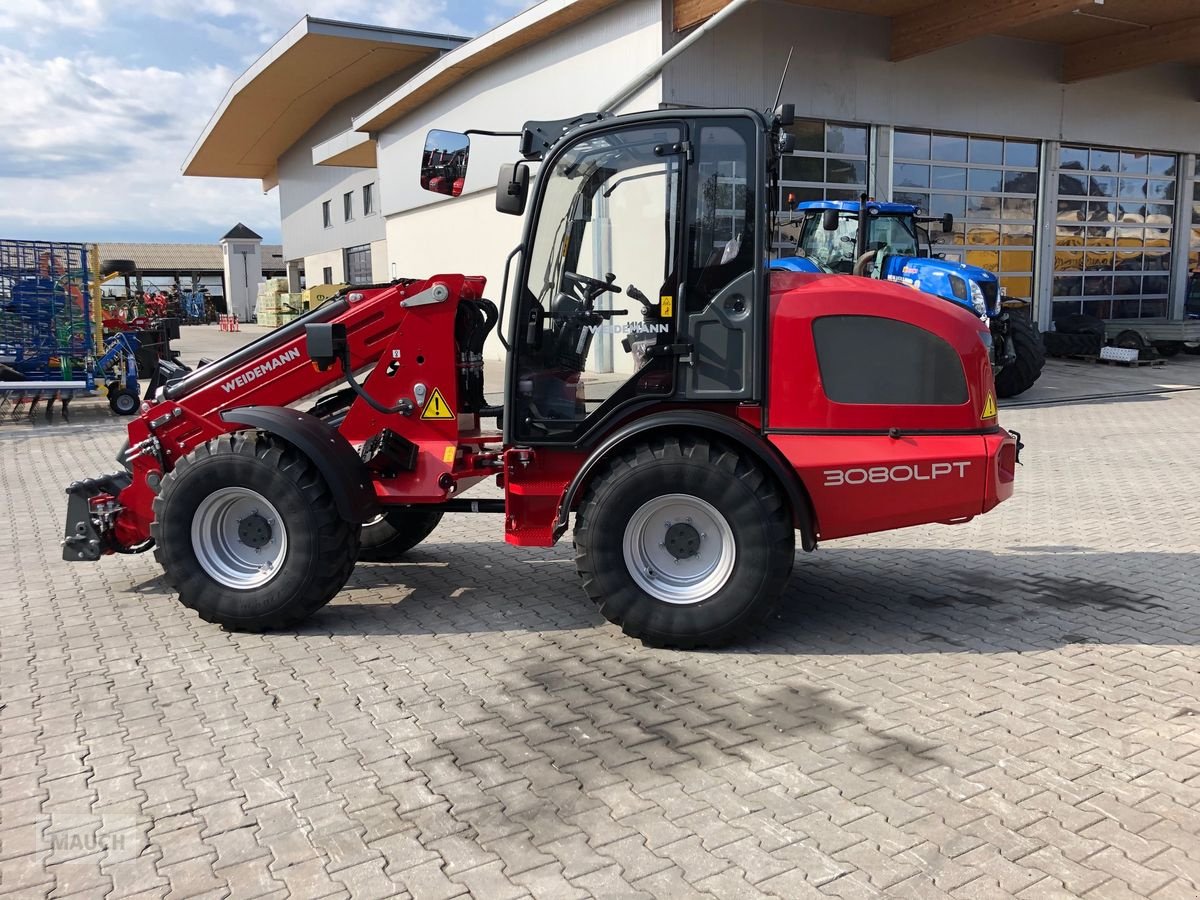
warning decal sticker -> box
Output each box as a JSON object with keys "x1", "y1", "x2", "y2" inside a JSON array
[
  {"x1": 982, "y1": 392, "x2": 997, "y2": 419},
  {"x1": 421, "y1": 387, "x2": 455, "y2": 420}
]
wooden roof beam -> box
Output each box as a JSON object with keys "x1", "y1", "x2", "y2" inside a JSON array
[
  {"x1": 891, "y1": 0, "x2": 1089, "y2": 62},
  {"x1": 674, "y1": 0, "x2": 729, "y2": 32},
  {"x1": 1063, "y1": 15, "x2": 1200, "y2": 81}
]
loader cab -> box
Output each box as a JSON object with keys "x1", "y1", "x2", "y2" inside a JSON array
[{"x1": 503, "y1": 111, "x2": 768, "y2": 446}]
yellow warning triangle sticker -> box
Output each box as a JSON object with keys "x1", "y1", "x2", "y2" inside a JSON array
[
  {"x1": 420, "y1": 387, "x2": 455, "y2": 420},
  {"x1": 982, "y1": 392, "x2": 997, "y2": 419}
]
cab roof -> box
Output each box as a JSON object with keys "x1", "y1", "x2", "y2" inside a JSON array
[{"x1": 794, "y1": 200, "x2": 917, "y2": 215}]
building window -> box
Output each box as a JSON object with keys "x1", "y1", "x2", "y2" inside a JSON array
[
  {"x1": 1053, "y1": 145, "x2": 1177, "y2": 319},
  {"x1": 343, "y1": 192, "x2": 354, "y2": 222},
  {"x1": 321, "y1": 200, "x2": 331, "y2": 229},
  {"x1": 893, "y1": 129, "x2": 1040, "y2": 301},
  {"x1": 780, "y1": 119, "x2": 870, "y2": 207},
  {"x1": 322, "y1": 266, "x2": 333, "y2": 285},
  {"x1": 363, "y1": 183, "x2": 375, "y2": 216},
  {"x1": 344, "y1": 244, "x2": 372, "y2": 285}
]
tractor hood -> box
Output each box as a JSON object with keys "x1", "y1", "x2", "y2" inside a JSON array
[{"x1": 881, "y1": 255, "x2": 1000, "y2": 318}]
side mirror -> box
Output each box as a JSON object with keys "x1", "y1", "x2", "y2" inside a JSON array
[
  {"x1": 420, "y1": 130, "x2": 470, "y2": 198},
  {"x1": 775, "y1": 103, "x2": 795, "y2": 127},
  {"x1": 941, "y1": 213, "x2": 954, "y2": 233},
  {"x1": 821, "y1": 208, "x2": 840, "y2": 231},
  {"x1": 496, "y1": 162, "x2": 530, "y2": 216}
]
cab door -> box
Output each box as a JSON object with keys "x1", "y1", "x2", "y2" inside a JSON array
[{"x1": 679, "y1": 116, "x2": 764, "y2": 401}]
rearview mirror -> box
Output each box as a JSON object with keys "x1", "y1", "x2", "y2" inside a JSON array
[
  {"x1": 821, "y1": 208, "x2": 840, "y2": 231},
  {"x1": 941, "y1": 212, "x2": 954, "y2": 233},
  {"x1": 496, "y1": 162, "x2": 530, "y2": 216},
  {"x1": 420, "y1": 130, "x2": 470, "y2": 198}
]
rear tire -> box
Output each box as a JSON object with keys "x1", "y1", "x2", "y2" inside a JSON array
[
  {"x1": 151, "y1": 433, "x2": 360, "y2": 630},
  {"x1": 574, "y1": 435, "x2": 794, "y2": 648},
  {"x1": 993, "y1": 315, "x2": 1045, "y2": 398},
  {"x1": 358, "y1": 508, "x2": 444, "y2": 562}
]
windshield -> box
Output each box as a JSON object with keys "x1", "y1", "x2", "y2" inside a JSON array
[
  {"x1": 513, "y1": 124, "x2": 684, "y2": 442},
  {"x1": 793, "y1": 210, "x2": 921, "y2": 273}
]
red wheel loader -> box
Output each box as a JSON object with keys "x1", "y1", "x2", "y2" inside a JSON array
[{"x1": 62, "y1": 35, "x2": 1019, "y2": 646}]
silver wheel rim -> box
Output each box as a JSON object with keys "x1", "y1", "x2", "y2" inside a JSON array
[
  {"x1": 622, "y1": 493, "x2": 736, "y2": 605},
  {"x1": 115, "y1": 393, "x2": 137, "y2": 413},
  {"x1": 191, "y1": 487, "x2": 287, "y2": 589}
]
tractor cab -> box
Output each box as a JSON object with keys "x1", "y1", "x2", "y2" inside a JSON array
[{"x1": 779, "y1": 200, "x2": 999, "y2": 318}]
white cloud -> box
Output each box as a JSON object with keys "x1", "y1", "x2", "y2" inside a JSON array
[
  {"x1": 0, "y1": 46, "x2": 277, "y2": 241},
  {"x1": 0, "y1": 1, "x2": 538, "y2": 243}
]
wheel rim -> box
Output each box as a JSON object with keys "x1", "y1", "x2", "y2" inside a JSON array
[
  {"x1": 622, "y1": 493, "x2": 736, "y2": 605},
  {"x1": 115, "y1": 393, "x2": 137, "y2": 413},
  {"x1": 191, "y1": 487, "x2": 288, "y2": 589}
]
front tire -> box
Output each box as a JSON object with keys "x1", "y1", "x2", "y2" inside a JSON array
[
  {"x1": 993, "y1": 315, "x2": 1045, "y2": 398},
  {"x1": 574, "y1": 435, "x2": 794, "y2": 648},
  {"x1": 151, "y1": 433, "x2": 360, "y2": 630},
  {"x1": 358, "y1": 508, "x2": 444, "y2": 562}
]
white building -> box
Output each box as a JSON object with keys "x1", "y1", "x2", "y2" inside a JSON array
[{"x1": 188, "y1": 1, "x2": 1200, "y2": 357}]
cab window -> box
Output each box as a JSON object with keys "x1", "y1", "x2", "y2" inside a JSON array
[{"x1": 512, "y1": 124, "x2": 685, "y2": 442}]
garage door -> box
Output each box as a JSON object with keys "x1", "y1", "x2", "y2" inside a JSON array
[
  {"x1": 1052, "y1": 145, "x2": 1177, "y2": 320},
  {"x1": 892, "y1": 129, "x2": 1040, "y2": 302}
]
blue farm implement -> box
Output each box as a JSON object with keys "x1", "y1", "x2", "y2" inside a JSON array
[{"x1": 0, "y1": 239, "x2": 141, "y2": 421}]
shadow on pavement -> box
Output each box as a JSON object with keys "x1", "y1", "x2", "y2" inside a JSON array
[{"x1": 121, "y1": 540, "x2": 1200, "y2": 653}]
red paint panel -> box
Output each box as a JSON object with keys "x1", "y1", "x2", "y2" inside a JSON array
[
  {"x1": 767, "y1": 271, "x2": 995, "y2": 432},
  {"x1": 770, "y1": 432, "x2": 994, "y2": 540}
]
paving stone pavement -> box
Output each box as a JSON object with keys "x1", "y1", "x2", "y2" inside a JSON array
[{"x1": 2, "y1": 389, "x2": 1199, "y2": 899}]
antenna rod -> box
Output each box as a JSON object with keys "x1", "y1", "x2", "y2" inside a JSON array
[
  {"x1": 597, "y1": 0, "x2": 760, "y2": 115},
  {"x1": 771, "y1": 46, "x2": 794, "y2": 112}
]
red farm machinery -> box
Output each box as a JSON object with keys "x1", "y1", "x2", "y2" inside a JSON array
[{"x1": 63, "y1": 32, "x2": 1020, "y2": 646}]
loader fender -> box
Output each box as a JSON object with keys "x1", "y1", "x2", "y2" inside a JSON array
[
  {"x1": 554, "y1": 410, "x2": 816, "y2": 549},
  {"x1": 220, "y1": 406, "x2": 380, "y2": 524}
]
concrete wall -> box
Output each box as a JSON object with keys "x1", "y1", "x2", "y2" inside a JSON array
[
  {"x1": 378, "y1": 0, "x2": 665, "y2": 361},
  {"x1": 304, "y1": 249, "x2": 345, "y2": 286}
]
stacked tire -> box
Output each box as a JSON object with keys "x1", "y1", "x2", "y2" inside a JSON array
[{"x1": 1044, "y1": 313, "x2": 1104, "y2": 358}]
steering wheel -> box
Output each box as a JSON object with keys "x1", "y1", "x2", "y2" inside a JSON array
[{"x1": 564, "y1": 270, "x2": 622, "y2": 301}]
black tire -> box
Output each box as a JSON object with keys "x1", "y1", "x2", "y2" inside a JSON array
[
  {"x1": 358, "y1": 508, "x2": 444, "y2": 562},
  {"x1": 1114, "y1": 329, "x2": 1156, "y2": 360},
  {"x1": 1053, "y1": 313, "x2": 1106, "y2": 337},
  {"x1": 993, "y1": 315, "x2": 1045, "y2": 399},
  {"x1": 108, "y1": 386, "x2": 140, "y2": 416},
  {"x1": 1156, "y1": 342, "x2": 1183, "y2": 358},
  {"x1": 1043, "y1": 330, "x2": 1101, "y2": 358},
  {"x1": 574, "y1": 434, "x2": 795, "y2": 648},
  {"x1": 151, "y1": 433, "x2": 360, "y2": 630}
]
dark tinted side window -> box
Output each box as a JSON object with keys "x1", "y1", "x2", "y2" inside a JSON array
[{"x1": 813, "y1": 315, "x2": 967, "y2": 405}]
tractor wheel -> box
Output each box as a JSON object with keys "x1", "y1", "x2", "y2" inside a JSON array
[
  {"x1": 1053, "y1": 313, "x2": 1106, "y2": 337},
  {"x1": 151, "y1": 433, "x2": 360, "y2": 630},
  {"x1": 358, "y1": 508, "x2": 444, "y2": 562},
  {"x1": 1043, "y1": 330, "x2": 1101, "y2": 358},
  {"x1": 108, "y1": 386, "x2": 140, "y2": 416},
  {"x1": 1156, "y1": 342, "x2": 1184, "y2": 358},
  {"x1": 574, "y1": 435, "x2": 794, "y2": 648},
  {"x1": 993, "y1": 315, "x2": 1045, "y2": 398}
]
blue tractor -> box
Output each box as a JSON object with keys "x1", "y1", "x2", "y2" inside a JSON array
[{"x1": 772, "y1": 199, "x2": 1045, "y2": 398}]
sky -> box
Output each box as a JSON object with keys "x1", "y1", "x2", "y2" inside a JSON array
[{"x1": 0, "y1": 1, "x2": 534, "y2": 244}]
